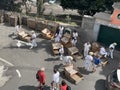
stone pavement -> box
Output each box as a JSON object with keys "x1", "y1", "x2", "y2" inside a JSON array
[
  {"x1": 0, "y1": 23, "x2": 120, "y2": 90},
  {"x1": 0, "y1": 23, "x2": 15, "y2": 88},
  {"x1": 0, "y1": 65, "x2": 11, "y2": 87}
]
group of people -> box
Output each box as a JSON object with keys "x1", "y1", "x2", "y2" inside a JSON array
[
  {"x1": 54, "y1": 25, "x2": 78, "y2": 47},
  {"x1": 15, "y1": 23, "x2": 37, "y2": 49},
  {"x1": 36, "y1": 67, "x2": 70, "y2": 90},
  {"x1": 83, "y1": 42, "x2": 117, "y2": 72},
  {"x1": 15, "y1": 21, "x2": 118, "y2": 88},
  {"x1": 15, "y1": 24, "x2": 79, "y2": 50}
]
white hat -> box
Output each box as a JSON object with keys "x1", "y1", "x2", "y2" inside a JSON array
[
  {"x1": 89, "y1": 52, "x2": 94, "y2": 55},
  {"x1": 31, "y1": 30, "x2": 35, "y2": 33},
  {"x1": 113, "y1": 42, "x2": 117, "y2": 46},
  {"x1": 40, "y1": 67, "x2": 45, "y2": 71},
  {"x1": 69, "y1": 56, "x2": 73, "y2": 60},
  {"x1": 61, "y1": 45, "x2": 63, "y2": 48}
]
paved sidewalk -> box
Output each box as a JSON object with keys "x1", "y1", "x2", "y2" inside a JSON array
[
  {"x1": 0, "y1": 64, "x2": 11, "y2": 87},
  {"x1": 0, "y1": 24, "x2": 15, "y2": 87}
]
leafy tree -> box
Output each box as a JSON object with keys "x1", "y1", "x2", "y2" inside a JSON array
[
  {"x1": 36, "y1": 0, "x2": 44, "y2": 16},
  {"x1": 22, "y1": 0, "x2": 33, "y2": 14},
  {"x1": 0, "y1": 0, "x2": 21, "y2": 12},
  {"x1": 60, "y1": 0, "x2": 120, "y2": 16}
]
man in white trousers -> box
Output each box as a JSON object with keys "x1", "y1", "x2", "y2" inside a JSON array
[
  {"x1": 72, "y1": 30, "x2": 78, "y2": 39},
  {"x1": 30, "y1": 31, "x2": 37, "y2": 49},
  {"x1": 99, "y1": 46, "x2": 108, "y2": 58},
  {"x1": 59, "y1": 45, "x2": 64, "y2": 60},
  {"x1": 51, "y1": 69, "x2": 60, "y2": 90},
  {"x1": 58, "y1": 26, "x2": 64, "y2": 38},
  {"x1": 63, "y1": 55, "x2": 73, "y2": 66},
  {"x1": 84, "y1": 52, "x2": 94, "y2": 71},
  {"x1": 109, "y1": 42, "x2": 117, "y2": 59},
  {"x1": 71, "y1": 37, "x2": 77, "y2": 46},
  {"x1": 84, "y1": 42, "x2": 91, "y2": 58}
]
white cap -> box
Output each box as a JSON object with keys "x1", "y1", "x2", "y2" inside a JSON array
[
  {"x1": 61, "y1": 45, "x2": 63, "y2": 48},
  {"x1": 113, "y1": 42, "x2": 117, "y2": 46},
  {"x1": 31, "y1": 30, "x2": 35, "y2": 33},
  {"x1": 40, "y1": 67, "x2": 45, "y2": 71},
  {"x1": 69, "y1": 56, "x2": 73, "y2": 60}
]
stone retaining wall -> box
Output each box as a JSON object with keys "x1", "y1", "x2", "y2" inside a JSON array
[{"x1": 1, "y1": 10, "x2": 59, "y2": 33}]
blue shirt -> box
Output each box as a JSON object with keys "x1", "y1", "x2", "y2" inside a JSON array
[{"x1": 93, "y1": 57, "x2": 101, "y2": 65}]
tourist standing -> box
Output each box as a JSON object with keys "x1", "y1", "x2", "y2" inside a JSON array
[
  {"x1": 36, "y1": 67, "x2": 46, "y2": 90},
  {"x1": 60, "y1": 80, "x2": 67, "y2": 90},
  {"x1": 51, "y1": 69, "x2": 60, "y2": 90}
]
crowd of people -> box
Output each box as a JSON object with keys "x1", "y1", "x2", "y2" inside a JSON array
[
  {"x1": 14, "y1": 18, "x2": 38, "y2": 49},
  {"x1": 36, "y1": 67, "x2": 71, "y2": 90},
  {"x1": 83, "y1": 42, "x2": 117, "y2": 72},
  {"x1": 13, "y1": 21, "x2": 118, "y2": 90},
  {"x1": 54, "y1": 25, "x2": 78, "y2": 47}
]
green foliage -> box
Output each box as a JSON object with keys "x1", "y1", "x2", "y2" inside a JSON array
[
  {"x1": 37, "y1": 0, "x2": 44, "y2": 16},
  {"x1": 0, "y1": 0, "x2": 22, "y2": 12},
  {"x1": 65, "y1": 15, "x2": 71, "y2": 23},
  {"x1": 61, "y1": 0, "x2": 120, "y2": 16},
  {"x1": 22, "y1": 0, "x2": 33, "y2": 14}
]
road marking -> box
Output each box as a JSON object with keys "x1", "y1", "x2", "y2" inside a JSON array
[
  {"x1": 0, "y1": 58, "x2": 14, "y2": 66},
  {"x1": 0, "y1": 57, "x2": 21, "y2": 78},
  {"x1": 16, "y1": 69, "x2": 21, "y2": 77}
]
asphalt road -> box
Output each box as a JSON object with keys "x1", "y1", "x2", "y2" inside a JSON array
[{"x1": 0, "y1": 23, "x2": 120, "y2": 90}]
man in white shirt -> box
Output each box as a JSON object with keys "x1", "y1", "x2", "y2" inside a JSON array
[
  {"x1": 52, "y1": 69, "x2": 60, "y2": 90},
  {"x1": 84, "y1": 42, "x2": 91, "y2": 58},
  {"x1": 15, "y1": 25, "x2": 22, "y2": 35},
  {"x1": 58, "y1": 26, "x2": 64, "y2": 38},
  {"x1": 54, "y1": 34, "x2": 61, "y2": 42},
  {"x1": 71, "y1": 37, "x2": 77, "y2": 46},
  {"x1": 72, "y1": 30, "x2": 78, "y2": 39},
  {"x1": 99, "y1": 46, "x2": 108, "y2": 58},
  {"x1": 59, "y1": 45, "x2": 64, "y2": 60},
  {"x1": 84, "y1": 52, "x2": 94, "y2": 71},
  {"x1": 30, "y1": 31, "x2": 37, "y2": 49},
  {"x1": 109, "y1": 42, "x2": 117, "y2": 59},
  {"x1": 63, "y1": 56, "x2": 73, "y2": 66},
  {"x1": 54, "y1": 26, "x2": 64, "y2": 42}
]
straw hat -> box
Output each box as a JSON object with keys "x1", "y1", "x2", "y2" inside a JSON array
[
  {"x1": 40, "y1": 67, "x2": 45, "y2": 71},
  {"x1": 89, "y1": 52, "x2": 94, "y2": 55},
  {"x1": 113, "y1": 42, "x2": 117, "y2": 46}
]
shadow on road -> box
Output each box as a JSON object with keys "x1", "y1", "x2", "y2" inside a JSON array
[
  {"x1": 95, "y1": 79, "x2": 106, "y2": 90},
  {"x1": 45, "y1": 57, "x2": 60, "y2": 62},
  {"x1": 77, "y1": 67, "x2": 93, "y2": 75},
  {"x1": 19, "y1": 85, "x2": 38, "y2": 90},
  {"x1": 19, "y1": 85, "x2": 51, "y2": 90}
]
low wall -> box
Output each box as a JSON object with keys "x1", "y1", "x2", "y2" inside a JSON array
[
  {"x1": 81, "y1": 15, "x2": 96, "y2": 41},
  {"x1": 1, "y1": 10, "x2": 59, "y2": 33}
]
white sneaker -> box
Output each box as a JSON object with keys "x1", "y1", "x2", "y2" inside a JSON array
[
  {"x1": 29, "y1": 46, "x2": 33, "y2": 49},
  {"x1": 34, "y1": 45, "x2": 37, "y2": 47}
]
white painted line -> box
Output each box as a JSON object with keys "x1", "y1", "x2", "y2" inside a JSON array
[
  {"x1": 0, "y1": 58, "x2": 14, "y2": 66},
  {"x1": 16, "y1": 69, "x2": 21, "y2": 77},
  {"x1": 0, "y1": 57, "x2": 21, "y2": 78}
]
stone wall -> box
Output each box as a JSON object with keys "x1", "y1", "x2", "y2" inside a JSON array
[
  {"x1": 0, "y1": 10, "x2": 4, "y2": 23},
  {"x1": 81, "y1": 15, "x2": 95, "y2": 42},
  {"x1": 1, "y1": 10, "x2": 59, "y2": 33}
]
